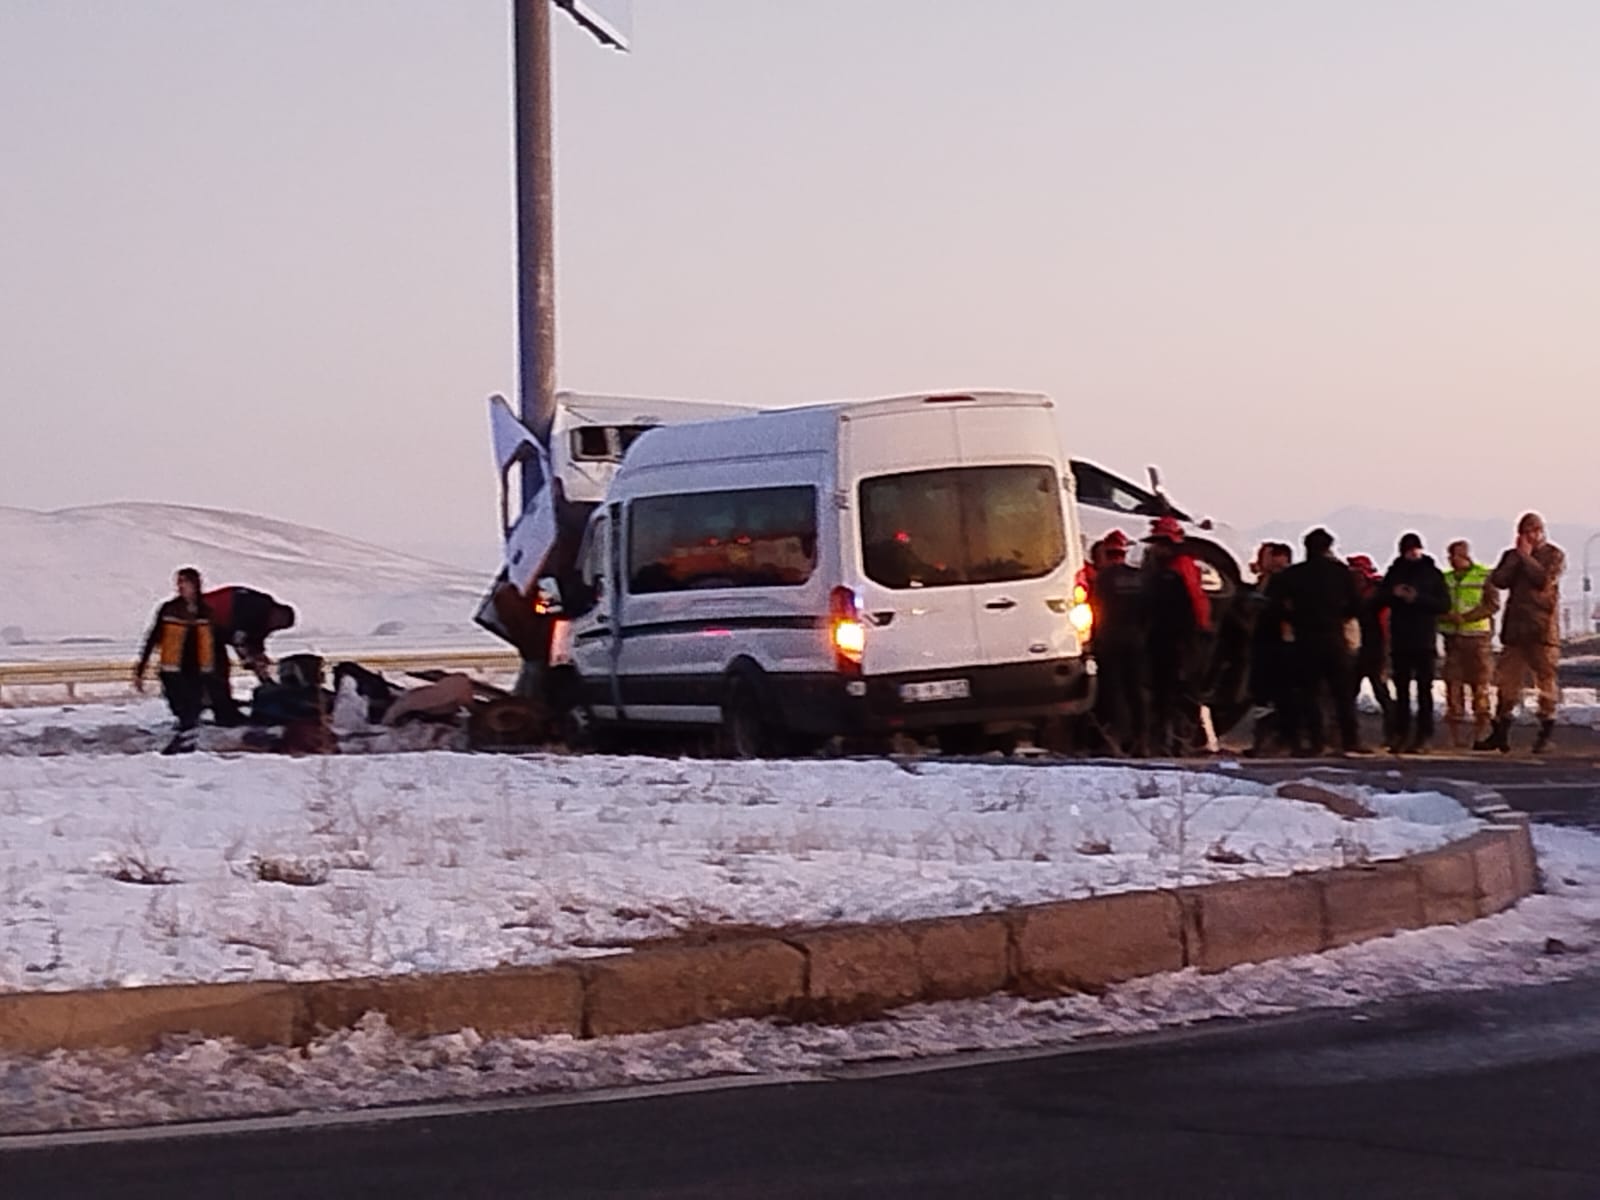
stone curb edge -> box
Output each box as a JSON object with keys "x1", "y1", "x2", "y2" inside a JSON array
[{"x1": 0, "y1": 817, "x2": 1539, "y2": 1056}]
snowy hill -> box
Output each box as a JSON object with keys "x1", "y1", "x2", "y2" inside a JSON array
[{"x1": 0, "y1": 503, "x2": 489, "y2": 651}]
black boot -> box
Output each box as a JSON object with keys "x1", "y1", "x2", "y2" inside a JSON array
[
  {"x1": 1473, "y1": 719, "x2": 1511, "y2": 754},
  {"x1": 1534, "y1": 719, "x2": 1555, "y2": 755}
]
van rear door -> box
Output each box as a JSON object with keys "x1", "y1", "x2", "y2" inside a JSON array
[
  {"x1": 848, "y1": 408, "x2": 983, "y2": 677},
  {"x1": 952, "y1": 404, "x2": 1082, "y2": 665}
]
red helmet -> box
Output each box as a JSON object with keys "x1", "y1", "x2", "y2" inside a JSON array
[
  {"x1": 1144, "y1": 515, "x2": 1185, "y2": 544},
  {"x1": 1347, "y1": 554, "x2": 1378, "y2": 579},
  {"x1": 1101, "y1": 529, "x2": 1130, "y2": 551}
]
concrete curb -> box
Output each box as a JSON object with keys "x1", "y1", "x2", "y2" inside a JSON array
[{"x1": 0, "y1": 820, "x2": 1540, "y2": 1056}]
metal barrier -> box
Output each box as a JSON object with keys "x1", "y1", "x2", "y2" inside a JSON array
[{"x1": 0, "y1": 649, "x2": 522, "y2": 705}]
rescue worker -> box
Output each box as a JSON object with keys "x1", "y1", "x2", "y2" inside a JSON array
[
  {"x1": 1140, "y1": 516, "x2": 1210, "y2": 756},
  {"x1": 1276, "y1": 528, "x2": 1367, "y2": 756},
  {"x1": 1377, "y1": 533, "x2": 1450, "y2": 753},
  {"x1": 1087, "y1": 529, "x2": 1147, "y2": 756},
  {"x1": 133, "y1": 567, "x2": 224, "y2": 755},
  {"x1": 1245, "y1": 542, "x2": 1295, "y2": 756},
  {"x1": 1346, "y1": 554, "x2": 1394, "y2": 745},
  {"x1": 1478, "y1": 512, "x2": 1566, "y2": 754},
  {"x1": 202, "y1": 585, "x2": 297, "y2": 723},
  {"x1": 1439, "y1": 540, "x2": 1499, "y2": 748}
]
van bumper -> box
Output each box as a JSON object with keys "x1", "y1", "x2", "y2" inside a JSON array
[{"x1": 781, "y1": 657, "x2": 1096, "y2": 735}]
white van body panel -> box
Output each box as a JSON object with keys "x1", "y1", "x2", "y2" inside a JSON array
[{"x1": 565, "y1": 391, "x2": 1093, "y2": 737}]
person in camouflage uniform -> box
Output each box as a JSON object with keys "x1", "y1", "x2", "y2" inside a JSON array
[
  {"x1": 1439, "y1": 540, "x2": 1498, "y2": 748},
  {"x1": 1476, "y1": 513, "x2": 1565, "y2": 754}
]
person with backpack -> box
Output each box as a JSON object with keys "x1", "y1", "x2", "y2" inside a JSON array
[
  {"x1": 1377, "y1": 533, "x2": 1450, "y2": 753},
  {"x1": 133, "y1": 567, "x2": 225, "y2": 755}
]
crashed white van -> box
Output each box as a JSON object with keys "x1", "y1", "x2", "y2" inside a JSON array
[{"x1": 561, "y1": 391, "x2": 1096, "y2": 754}]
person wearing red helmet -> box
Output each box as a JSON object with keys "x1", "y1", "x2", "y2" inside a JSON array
[
  {"x1": 1346, "y1": 553, "x2": 1394, "y2": 746},
  {"x1": 1088, "y1": 528, "x2": 1146, "y2": 755},
  {"x1": 1140, "y1": 516, "x2": 1211, "y2": 756}
]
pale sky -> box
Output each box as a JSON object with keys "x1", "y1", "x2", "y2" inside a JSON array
[{"x1": 3, "y1": 1, "x2": 1597, "y2": 570}]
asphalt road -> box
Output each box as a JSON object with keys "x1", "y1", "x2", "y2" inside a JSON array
[
  {"x1": 8, "y1": 756, "x2": 1600, "y2": 1199},
  {"x1": 9, "y1": 978, "x2": 1600, "y2": 1199}
]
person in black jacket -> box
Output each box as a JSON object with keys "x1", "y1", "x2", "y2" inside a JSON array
[
  {"x1": 1088, "y1": 530, "x2": 1147, "y2": 756},
  {"x1": 1245, "y1": 542, "x2": 1295, "y2": 755},
  {"x1": 1377, "y1": 532, "x2": 1451, "y2": 753},
  {"x1": 1275, "y1": 528, "x2": 1368, "y2": 755}
]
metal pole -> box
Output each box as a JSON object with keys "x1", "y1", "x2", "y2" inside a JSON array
[
  {"x1": 1584, "y1": 532, "x2": 1600, "y2": 632},
  {"x1": 513, "y1": 0, "x2": 557, "y2": 490}
]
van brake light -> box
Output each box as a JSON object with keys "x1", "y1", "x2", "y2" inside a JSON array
[{"x1": 829, "y1": 586, "x2": 865, "y2": 668}]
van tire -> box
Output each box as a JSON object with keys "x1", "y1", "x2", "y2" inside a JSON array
[{"x1": 721, "y1": 670, "x2": 780, "y2": 759}]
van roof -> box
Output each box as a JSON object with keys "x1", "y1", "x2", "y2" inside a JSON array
[
  {"x1": 552, "y1": 390, "x2": 758, "y2": 430},
  {"x1": 614, "y1": 390, "x2": 1054, "y2": 478}
]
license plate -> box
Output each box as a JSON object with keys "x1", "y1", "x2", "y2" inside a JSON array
[{"x1": 899, "y1": 678, "x2": 971, "y2": 703}]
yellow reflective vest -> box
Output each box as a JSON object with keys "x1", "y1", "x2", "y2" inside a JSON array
[{"x1": 1444, "y1": 563, "x2": 1495, "y2": 636}]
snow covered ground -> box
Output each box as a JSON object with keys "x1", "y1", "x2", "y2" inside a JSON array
[
  {"x1": 1356, "y1": 681, "x2": 1600, "y2": 729},
  {"x1": 0, "y1": 754, "x2": 1480, "y2": 994},
  {"x1": 4, "y1": 825, "x2": 1596, "y2": 1136}
]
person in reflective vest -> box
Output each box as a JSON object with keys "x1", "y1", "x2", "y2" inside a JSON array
[
  {"x1": 1439, "y1": 540, "x2": 1499, "y2": 748},
  {"x1": 134, "y1": 567, "x2": 225, "y2": 756}
]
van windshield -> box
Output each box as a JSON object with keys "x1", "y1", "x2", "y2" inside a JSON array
[{"x1": 860, "y1": 466, "x2": 1067, "y2": 589}]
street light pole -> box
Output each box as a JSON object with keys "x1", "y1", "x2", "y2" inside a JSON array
[
  {"x1": 513, "y1": 0, "x2": 557, "y2": 501},
  {"x1": 1584, "y1": 532, "x2": 1600, "y2": 633}
]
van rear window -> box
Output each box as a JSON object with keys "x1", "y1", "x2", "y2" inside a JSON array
[
  {"x1": 860, "y1": 466, "x2": 1066, "y2": 589},
  {"x1": 628, "y1": 486, "x2": 818, "y2": 594}
]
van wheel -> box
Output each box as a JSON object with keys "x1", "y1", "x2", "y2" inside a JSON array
[{"x1": 721, "y1": 673, "x2": 777, "y2": 759}]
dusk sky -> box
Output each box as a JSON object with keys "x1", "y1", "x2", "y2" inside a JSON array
[{"x1": 3, "y1": 1, "x2": 1596, "y2": 569}]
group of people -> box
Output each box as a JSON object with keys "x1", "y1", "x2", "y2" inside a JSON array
[
  {"x1": 134, "y1": 568, "x2": 296, "y2": 754},
  {"x1": 1083, "y1": 515, "x2": 1214, "y2": 757},
  {"x1": 1085, "y1": 511, "x2": 1567, "y2": 758}
]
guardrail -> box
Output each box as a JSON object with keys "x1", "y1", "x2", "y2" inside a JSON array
[{"x1": 0, "y1": 649, "x2": 522, "y2": 705}]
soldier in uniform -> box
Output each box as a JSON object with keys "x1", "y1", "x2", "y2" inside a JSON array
[{"x1": 1478, "y1": 512, "x2": 1565, "y2": 754}]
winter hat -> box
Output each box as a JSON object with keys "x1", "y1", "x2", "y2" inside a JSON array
[
  {"x1": 1304, "y1": 528, "x2": 1335, "y2": 556},
  {"x1": 1399, "y1": 532, "x2": 1424, "y2": 553},
  {"x1": 1143, "y1": 515, "x2": 1185, "y2": 544},
  {"x1": 1348, "y1": 554, "x2": 1378, "y2": 578}
]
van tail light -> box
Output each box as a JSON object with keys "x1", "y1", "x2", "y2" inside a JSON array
[
  {"x1": 1069, "y1": 582, "x2": 1094, "y2": 638},
  {"x1": 830, "y1": 586, "x2": 865, "y2": 670}
]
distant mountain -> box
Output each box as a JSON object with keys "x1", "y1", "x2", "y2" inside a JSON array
[
  {"x1": 0, "y1": 503, "x2": 490, "y2": 647},
  {"x1": 1241, "y1": 505, "x2": 1596, "y2": 563}
]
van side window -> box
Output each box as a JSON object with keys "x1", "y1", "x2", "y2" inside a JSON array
[{"x1": 628, "y1": 486, "x2": 818, "y2": 594}]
